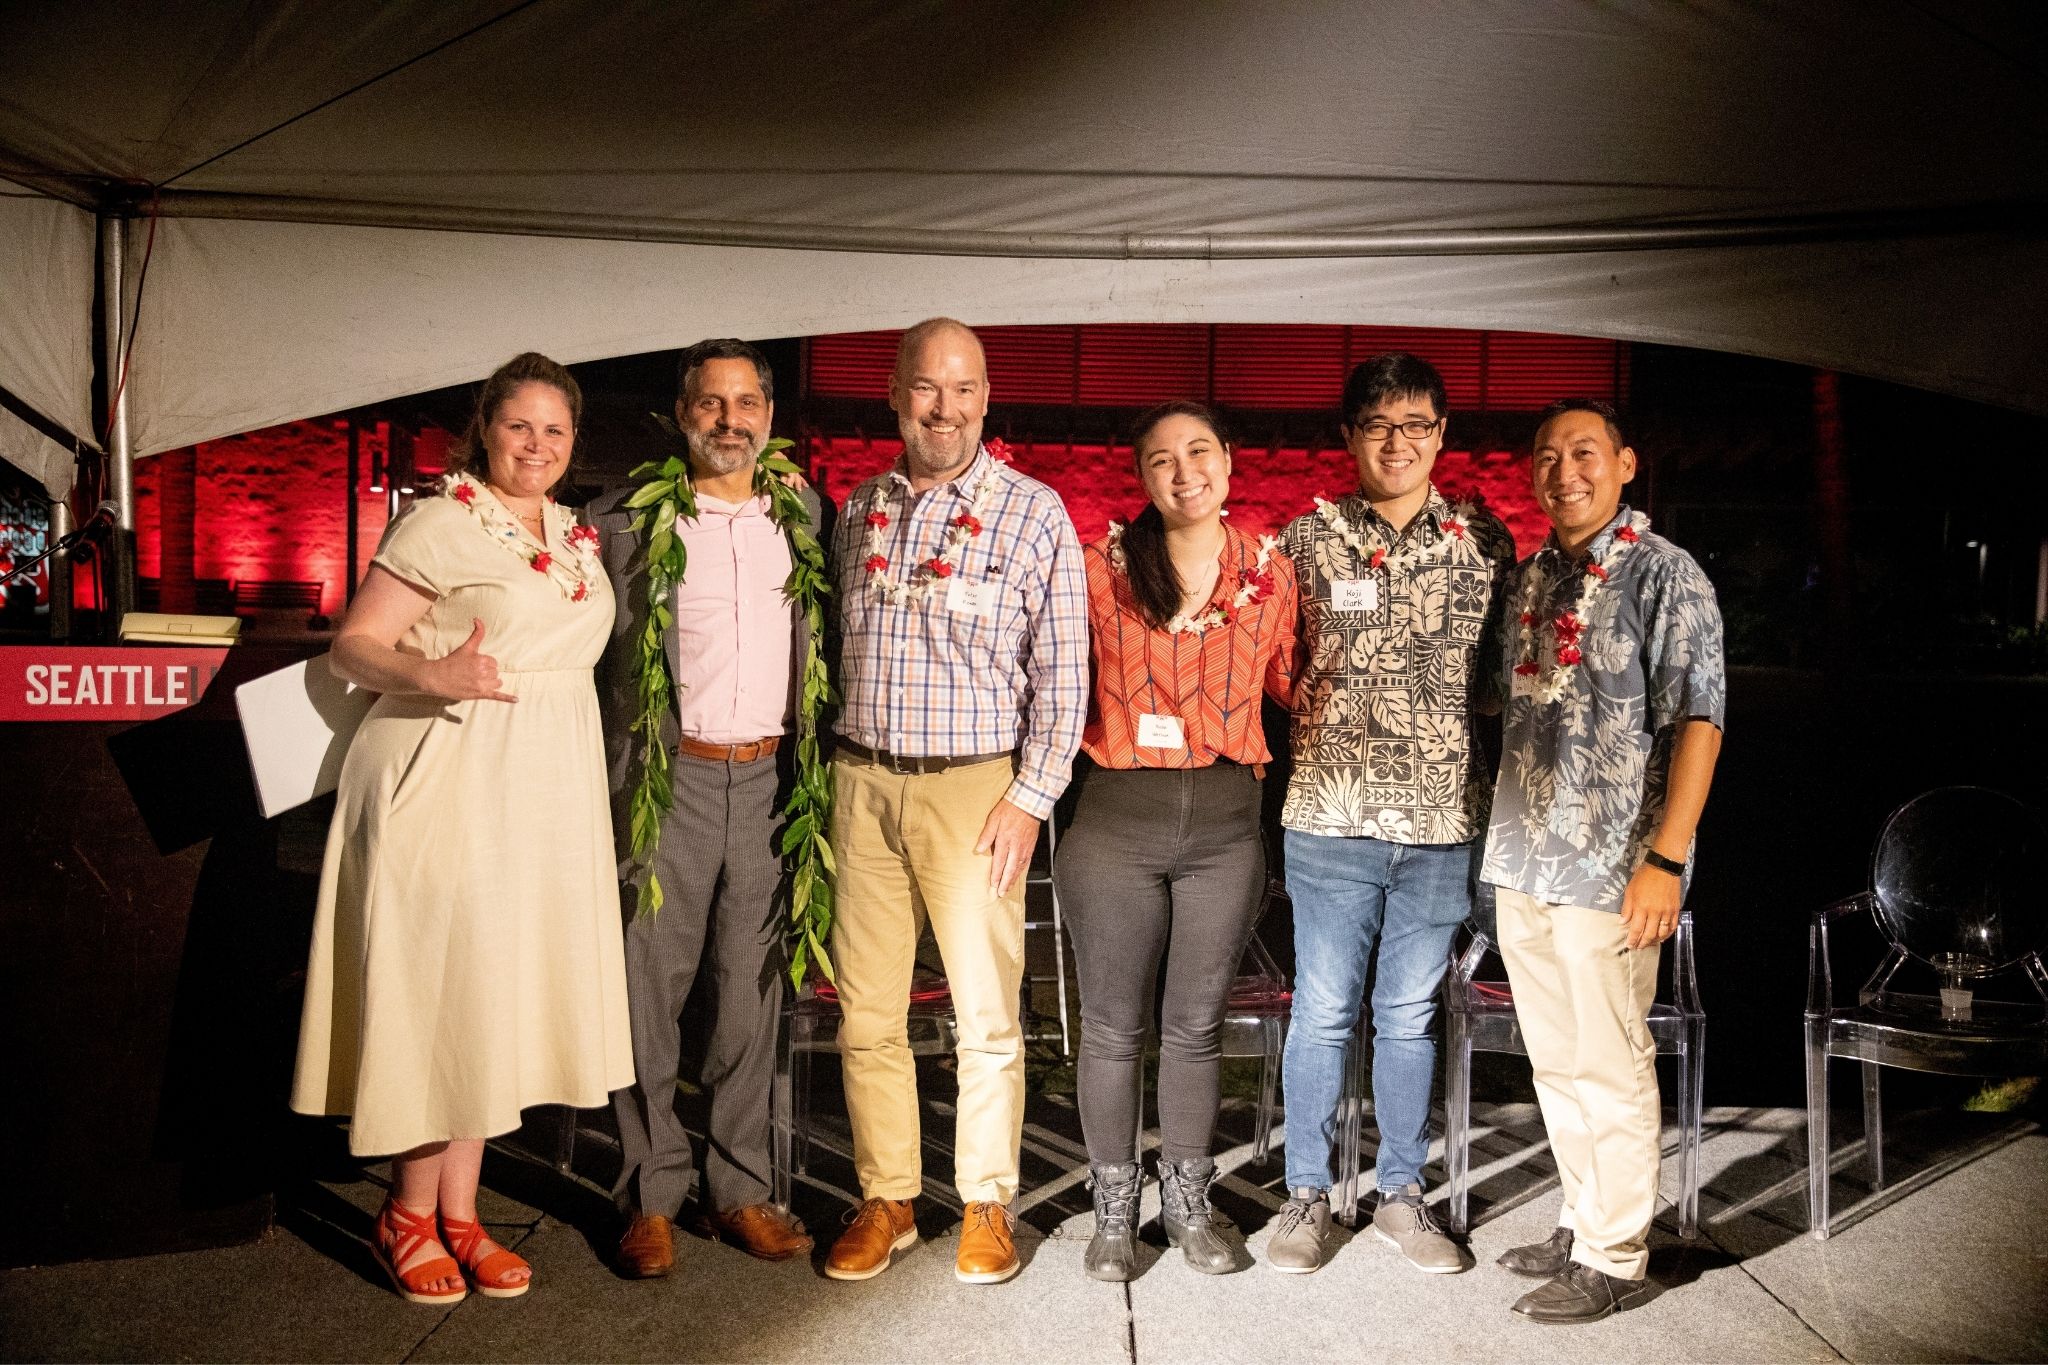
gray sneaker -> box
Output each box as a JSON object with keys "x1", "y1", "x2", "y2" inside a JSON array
[
  {"x1": 1265, "y1": 1188, "x2": 1333, "y2": 1274},
  {"x1": 1372, "y1": 1184, "x2": 1468, "y2": 1274}
]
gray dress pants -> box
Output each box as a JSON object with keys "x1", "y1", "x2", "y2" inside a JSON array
[{"x1": 612, "y1": 748, "x2": 788, "y2": 1216}]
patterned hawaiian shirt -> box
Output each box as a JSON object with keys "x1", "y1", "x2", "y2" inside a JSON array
[
  {"x1": 1280, "y1": 486, "x2": 1517, "y2": 844},
  {"x1": 1480, "y1": 505, "x2": 1727, "y2": 910}
]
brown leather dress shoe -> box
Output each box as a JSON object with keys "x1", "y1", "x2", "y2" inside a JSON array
[
  {"x1": 616, "y1": 1213, "x2": 675, "y2": 1279},
  {"x1": 695, "y1": 1203, "x2": 815, "y2": 1261},
  {"x1": 956, "y1": 1201, "x2": 1020, "y2": 1284},
  {"x1": 823, "y1": 1198, "x2": 917, "y2": 1281}
]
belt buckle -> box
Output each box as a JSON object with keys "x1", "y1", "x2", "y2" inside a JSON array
[{"x1": 884, "y1": 748, "x2": 921, "y2": 776}]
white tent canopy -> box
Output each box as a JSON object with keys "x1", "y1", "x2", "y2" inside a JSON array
[{"x1": 3, "y1": 0, "x2": 2044, "y2": 499}]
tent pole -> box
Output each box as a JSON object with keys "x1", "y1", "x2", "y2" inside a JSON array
[
  {"x1": 48, "y1": 495, "x2": 73, "y2": 641},
  {"x1": 98, "y1": 213, "x2": 136, "y2": 631}
]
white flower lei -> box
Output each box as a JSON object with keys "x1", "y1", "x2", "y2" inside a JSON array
[
  {"x1": 1103, "y1": 522, "x2": 1282, "y2": 635},
  {"x1": 442, "y1": 471, "x2": 604, "y2": 603},
  {"x1": 862, "y1": 460, "x2": 1003, "y2": 605},
  {"x1": 1313, "y1": 493, "x2": 1477, "y2": 575},
  {"x1": 1511, "y1": 510, "x2": 1651, "y2": 703}
]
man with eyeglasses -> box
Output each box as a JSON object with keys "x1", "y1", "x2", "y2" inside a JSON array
[{"x1": 1266, "y1": 353, "x2": 1517, "y2": 1275}]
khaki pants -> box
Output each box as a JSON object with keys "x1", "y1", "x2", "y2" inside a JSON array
[
  {"x1": 1494, "y1": 887, "x2": 1662, "y2": 1280},
  {"x1": 829, "y1": 753, "x2": 1026, "y2": 1204}
]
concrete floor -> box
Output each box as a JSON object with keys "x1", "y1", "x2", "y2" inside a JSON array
[{"x1": 4, "y1": 1098, "x2": 2044, "y2": 1364}]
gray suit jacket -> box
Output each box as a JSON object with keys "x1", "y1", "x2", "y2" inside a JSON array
[{"x1": 586, "y1": 482, "x2": 833, "y2": 855}]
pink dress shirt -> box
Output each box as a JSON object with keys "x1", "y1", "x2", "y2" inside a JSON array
[{"x1": 671, "y1": 492, "x2": 796, "y2": 743}]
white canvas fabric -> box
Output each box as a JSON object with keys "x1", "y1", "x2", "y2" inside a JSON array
[
  {"x1": 0, "y1": 197, "x2": 96, "y2": 495},
  {"x1": 0, "y1": 0, "x2": 2042, "y2": 477}
]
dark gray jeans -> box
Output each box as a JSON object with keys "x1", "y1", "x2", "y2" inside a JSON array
[
  {"x1": 1053, "y1": 762, "x2": 1266, "y2": 1165},
  {"x1": 611, "y1": 747, "x2": 789, "y2": 1217}
]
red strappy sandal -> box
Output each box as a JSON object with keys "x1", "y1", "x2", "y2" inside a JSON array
[
  {"x1": 372, "y1": 1198, "x2": 467, "y2": 1306},
  {"x1": 439, "y1": 1213, "x2": 532, "y2": 1298}
]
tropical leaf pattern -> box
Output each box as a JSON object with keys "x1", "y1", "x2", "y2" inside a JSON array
[
  {"x1": 1280, "y1": 488, "x2": 1516, "y2": 843},
  {"x1": 1481, "y1": 509, "x2": 1727, "y2": 910}
]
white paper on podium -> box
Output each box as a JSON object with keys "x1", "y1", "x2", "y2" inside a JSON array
[{"x1": 234, "y1": 654, "x2": 376, "y2": 817}]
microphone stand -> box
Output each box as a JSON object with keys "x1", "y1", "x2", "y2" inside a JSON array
[{"x1": 0, "y1": 505, "x2": 112, "y2": 592}]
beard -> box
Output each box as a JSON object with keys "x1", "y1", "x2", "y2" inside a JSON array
[
  {"x1": 686, "y1": 425, "x2": 763, "y2": 479},
  {"x1": 899, "y1": 418, "x2": 980, "y2": 481}
]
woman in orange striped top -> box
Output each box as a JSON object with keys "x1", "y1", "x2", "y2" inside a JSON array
[{"x1": 1054, "y1": 401, "x2": 1301, "y2": 1282}]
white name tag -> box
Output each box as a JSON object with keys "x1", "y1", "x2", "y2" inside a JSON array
[
  {"x1": 1511, "y1": 669, "x2": 1540, "y2": 699},
  {"x1": 1136, "y1": 713, "x2": 1186, "y2": 749},
  {"x1": 1331, "y1": 578, "x2": 1379, "y2": 613},
  {"x1": 945, "y1": 577, "x2": 997, "y2": 618}
]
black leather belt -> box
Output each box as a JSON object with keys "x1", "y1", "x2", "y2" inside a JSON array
[{"x1": 834, "y1": 740, "x2": 1014, "y2": 775}]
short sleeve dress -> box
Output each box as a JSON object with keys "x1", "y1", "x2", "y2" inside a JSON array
[{"x1": 290, "y1": 486, "x2": 634, "y2": 1156}]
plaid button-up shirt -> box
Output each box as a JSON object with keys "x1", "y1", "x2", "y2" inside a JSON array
[{"x1": 831, "y1": 447, "x2": 1089, "y2": 819}]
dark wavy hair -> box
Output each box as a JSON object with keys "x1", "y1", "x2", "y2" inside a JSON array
[
  {"x1": 448, "y1": 351, "x2": 583, "y2": 492},
  {"x1": 1121, "y1": 400, "x2": 1232, "y2": 631}
]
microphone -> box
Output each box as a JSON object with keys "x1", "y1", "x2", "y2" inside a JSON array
[{"x1": 87, "y1": 499, "x2": 119, "y2": 525}]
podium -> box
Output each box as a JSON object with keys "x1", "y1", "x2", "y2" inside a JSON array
[{"x1": 0, "y1": 643, "x2": 326, "y2": 1266}]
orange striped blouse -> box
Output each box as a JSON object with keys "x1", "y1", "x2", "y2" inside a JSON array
[{"x1": 1080, "y1": 520, "x2": 1303, "y2": 770}]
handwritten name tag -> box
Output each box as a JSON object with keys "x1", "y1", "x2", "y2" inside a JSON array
[
  {"x1": 1136, "y1": 713, "x2": 1186, "y2": 749},
  {"x1": 946, "y1": 577, "x2": 998, "y2": 619},
  {"x1": 1331, "y1": 578, "x2": 1379, "y2": 614}
]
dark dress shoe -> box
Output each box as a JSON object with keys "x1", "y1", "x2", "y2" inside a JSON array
[
  {"x1": 1497, "y1": 1225, "x2": 1574, "y2": 1278},
  {"x1": 617, "y1": 1213, "x2": 675, "y2": 1279},
  {"x1": 1511, "y1": 1261, "x2": 1641, "y2": 1324},
  {"x1": 695, "y1": 1203, "x2": 814, "y2": 1261}
]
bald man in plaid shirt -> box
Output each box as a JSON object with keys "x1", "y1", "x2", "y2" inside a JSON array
[{"x1": 821, "y1": 318, "x2": 1088, "y2": 1287}]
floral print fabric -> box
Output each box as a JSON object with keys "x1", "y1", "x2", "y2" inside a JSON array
[
  {"x1": 1480, "y1": 504, "x2": 1728, "y2": 910},
  {"x1": 1279, "y1": 486, "x2": 1517, "y2": 844}
]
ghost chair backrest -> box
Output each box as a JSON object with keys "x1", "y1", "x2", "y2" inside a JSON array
[{"x1": 1870, "y1": 785, "x2": 2048, "y2": 979}]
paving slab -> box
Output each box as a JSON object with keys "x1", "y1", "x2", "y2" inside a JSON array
[
  {"x1": 409, "y1": 1214, "x2": 1130, "y2": 1365},
  {"x1": 1125, "y1": 1166, "x2": 1840, "y2": 1365},
  {"x1": 6, "y1": 1106, "x2": 2044, "y2": 1363},
  {"x1": 1709, "y1": 1121, "x2": 2048, "y2": 1365}
]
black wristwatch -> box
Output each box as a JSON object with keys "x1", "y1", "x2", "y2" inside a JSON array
[{"x1": 1642, "y1": 849, "x2": 1686, "y2": 876}]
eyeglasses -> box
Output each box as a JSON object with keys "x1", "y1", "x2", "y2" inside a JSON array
[{"x1": 1352, "y1": 418, "x2": 1443, "y2": 442}]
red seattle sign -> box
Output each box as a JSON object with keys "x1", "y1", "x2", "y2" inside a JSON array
[{"x1": 0, "y1": 646, "x2": 230, "y2": 722}]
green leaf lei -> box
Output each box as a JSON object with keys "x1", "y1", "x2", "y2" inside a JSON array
[{"x1": 623, "y1": 437, "x2": 838, "y2": 988}]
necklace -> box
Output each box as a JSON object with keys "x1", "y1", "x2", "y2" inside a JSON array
[
  {"x1": 863, "y1": 452, "x2": 1003, "y2": 605},
  {"x1": 618, "y1": 439, "x2": 834, "y2": 990},
  {"x1": 1313, "y1": 494, "x2": 1474, "y2": 575},
  {"x1": 444, "y1": 472, "x2": 600, "y2": 602},
  {"x1": 1103, "y1": 521, "x2": 1280, "y2": 635},
  {"x1": 1510, "y1": 511, "x2": 1649, "y2": 703}
]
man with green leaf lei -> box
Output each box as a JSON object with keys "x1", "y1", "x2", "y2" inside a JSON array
[{"x1": 586, "y1": 339, "x2": 833, "y2": 1278}]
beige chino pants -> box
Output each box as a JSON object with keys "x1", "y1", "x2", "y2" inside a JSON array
[
  {"x1": 1494, "y1": 887, "x2": 1663, "y2": 1280},
  {"x1": 828, "y1": 753, "x2": 1027, "y2": 1204}
]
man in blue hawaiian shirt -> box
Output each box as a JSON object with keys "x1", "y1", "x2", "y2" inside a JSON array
[{"x1": 1481, "y1": 398, "x2": 1725, "y2": 1325}]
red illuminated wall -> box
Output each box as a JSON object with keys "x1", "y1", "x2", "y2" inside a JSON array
[
  {"x1": 134, "y1": 419, "x2": 395, "y2": 617},
  {"x1": 809, "y1": 324, "x2": 1626, "y2": 414},
  {"x1": 809, "y1": 436, "x2": 1550, "y2": 553}
]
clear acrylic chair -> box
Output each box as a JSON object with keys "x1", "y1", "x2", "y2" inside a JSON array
[
  {"x1": 1805, "y1": 786, "x2": 2048, "y2": 1239},
  {"x1": 1441, "y1": 895, "x2": 1706, "y2": 1237},
  {"x1": 769, "y1": 821, "x2": 1067, "y2": 1211},
  {"x1": 1218, "y1": 900, "x2": 1292, "y2": 1166}
]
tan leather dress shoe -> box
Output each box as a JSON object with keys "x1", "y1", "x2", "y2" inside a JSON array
[
  {"x1": 956, "y1": 1201, "x2": 1020, "y2": 1284},
  {"x1": 617, "y1": 1213, "x2": 675, "y2": 1279},
  {"x1": 696, "y1": 1203, "x2": 815, "y2": 1261},
  {"x1": 823, "y1": 1198, "x2": 917, "y2": 1281}
]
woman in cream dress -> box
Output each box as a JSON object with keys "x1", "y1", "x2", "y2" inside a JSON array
[{"x1": 291, "y1": 352, "x2": 632, "y2": 1303}]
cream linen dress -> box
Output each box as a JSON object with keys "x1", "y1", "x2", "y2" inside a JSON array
[{"x1": 291, "y1": 489, "x2": 633, "y2": 1156}]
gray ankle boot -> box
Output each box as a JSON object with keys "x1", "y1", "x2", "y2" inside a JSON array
[
  {"x1": 1084, "y1": 1161, "x2": 1143, "y2": 1282},
  {"x1": 1157, "y1": 1157, "x2": 1236, "y2": 1275}
]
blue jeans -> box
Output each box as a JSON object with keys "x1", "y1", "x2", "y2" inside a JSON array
[{"x1": 1281, "y1": 829, "x2": 1472, "y2": 1193}]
